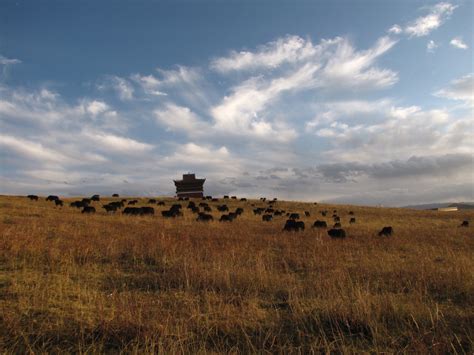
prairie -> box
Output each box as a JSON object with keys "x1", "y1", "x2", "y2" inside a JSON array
[{"x1": 0, "y1": 195, "x2": 473, "y2": 353}]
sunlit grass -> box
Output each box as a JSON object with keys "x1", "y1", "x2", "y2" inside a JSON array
[{"x1": 0, "y1": 195, "x2": 473, "y2": 353}]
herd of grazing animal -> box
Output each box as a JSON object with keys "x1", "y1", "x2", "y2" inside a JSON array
[{"x1": 25, "y1": 194, "x2": 470, "y2": 239}]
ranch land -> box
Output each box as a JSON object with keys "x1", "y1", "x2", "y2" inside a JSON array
[{"x1": 0, "y1": 195, "x2": 473, "y2": 353}]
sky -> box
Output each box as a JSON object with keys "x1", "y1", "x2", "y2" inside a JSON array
[{"x1": 0, "y1": 0, "x2": 473, "y2": 206}]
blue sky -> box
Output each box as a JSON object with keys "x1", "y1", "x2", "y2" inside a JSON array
[{"x1": 0, "y1": 0, "x2": 473, "y2": 205}]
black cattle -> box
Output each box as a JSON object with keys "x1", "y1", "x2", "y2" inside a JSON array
[
  {"x1": 148, "y1": 199, "x2": 157, "y2": 204},
  {"x1": 333, "y1": 222, "x2": 341, "y2": 228},
  {"x1": 228, "y1": 212, "x2": 238, "y2": 220},
  {"x1": 91, "y1": 194, "x2": 100, "y2": 202},
  {"x1": 199, "y1": 202, "x2": 208, "y2": 207},
  {"x1": 240, "y1": 198, "x2": 247, "y2": 202},
  {"x1": 103, "y1": 204, "x2": 117, "y2": 213},
  {"x1": 112, "y1": 193, "x2": 119, "y2": 197},
  {"x1": 223, "y1": 195, "x2": 229, "y2": 199},
  {"x1": 253, "y1": 208, "x2": 264, "y2": 215},
  {"x1": 333, "y1": 210, "x2": 337, "y2": 213},
  {"x1": 161, "y1": 208, "x2": 183, "y2": 217},
  {"x1": 197, "y1": 213, "x2": 213, "y2": 222},
  {"x1": 235, "y1": 207, "x2": 244, "y2": 215},
  {"x1": 328, "y1": 228, "x2": 346, "y2": 239},
  {"x1": 187, "y1": 201, "x2": 196, "y2": 208},
  {"x1": 283, "y1": 219, "x2": 305, "y2": 231},
  {"x1": 289, "y1": 213, "x2": 300, "y2": 220},
  {"x1": 262, "y1": 214, "x2": 273, "y2": 222},
  {"x1": 219, "y1": 214, "x2": 234, "y2": 222},
  {"x1": 321, "y1": 211, "x2": 327, "y2": 217},
  {"x1": 231, "y1": 196, "x2": 237, "y2": 199},
  {"x1": 128, "y1": 200, "x2": 139, "y2": 205},
  {"x1": 304, "y1": 211, "x2": 311, "y2": 217},
  {"x1": 350, "y1": 218, "x2": 356, "y2": 224},
  {"x1": 27, "y1": 195, "x2": 39, "y2": 201},
  {"x1": 141, "y1": 207, "x2": 154, "y2": 215},
  {"x1": 54, "y1": 199, "x2": 64, "y2": 207},
  {"x1": 274, "y1": 210, "x2": 283, "y2": 216},
  {"x1": 46, "y1": 195, "x2": 59, "y2": 201},
  {"x1": 70, "y1": 200, "x2": 87, "y2": 208},
  {"x1": 171, "y1": 204, "x2": 182, "y2": 210},
  {"x1": 190, "y1": 206, "x2": 200, "y2": 214},
  {"x1": 212, "y1": 198, "x2": 219, "y2": 202},
  {"x1": 123, "y1": 207, "x2": 141, "y2": 215},
  {"x1": 82, "y1": 198, "x2": 92, "y2": 204},
  {"x1": 313, "y1": 220, "x2": 327, "y2": 228},
  {"x1": 460, "y1": 220, "x2": 469, "y2": 227},
  {"x1": 349, "y1": 211, "x2": 354, "y2": 215},
  {"x1": 202, "y1": 206, "x2": 210, "y2": 212},
  {"x1": 333, "y1": 216, "x2": 340, "y2": 222},
  {"x1": 265, "y1": 208, "x2": 275, "y2": 213},
  {"x1": 82, "y1": 206, "x2": 96, "y2": 214},
  {"x1": 157, "y1": 201, "x2": 165, "y2": 206},
  {"x1": 378, "y1": 226, "x2": 393, "y2": 237},
  {"x1": 260, "y1": 197, "x2": 266, "y2": 202},
  {"x1": 217, "y1": 205, "x2": 229, "y2": 212}
]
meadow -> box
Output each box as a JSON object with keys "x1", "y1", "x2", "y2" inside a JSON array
[{"x1": 0, "y1": 195, "x2": 473, "y2": 353}]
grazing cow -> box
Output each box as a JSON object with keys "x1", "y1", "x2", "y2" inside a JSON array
[
  {"x1": 204, "y1": 206, "x2": 212, "y2": 212},
  {"x1": 112, "y1": 193, "x2": 119, "y2": 197},
  {"x1": 333, "y1": 222, "x2": 341, "y2": 228},
  {"x1": 82, "y1": 206, "x2": 96, "y2": 214},
  {"x1": 349, "y1": 218, "x2": 356, "y2": 224},
  {"x1": 148, "y1": 199, "x2": 157, "y2": 204},
  {"x1": 289, "y1": 213, "x2": 300, "y2": 220},
  {"x1": 460, "y1": 220, "x2": 469, "y2": 227},
  {"x1": 253, "y1": 208, "x2": 264, "y2": 215},
  {"x1": 197, "y1": 213, "x2": 213, "y2": 222},
  {"x1": 265, "y1": 208, "x2": 275, "y2": 213},
  {"x1": 108, "y1": 201, "x2": 124, "y2": 209},
  {"x1": 333, "y1": 210, "x2": 337, "y2": 213},
  {"x1": 224, "y1": 195, "x2": 229, "y2": 199},
  {"x1": 304, "y1": 211, "x2": 311, "y2": 217},
  {"x1": 321, "y1": 211, "x2": 327, "y2": 217},
  {"x1": 178, "y1": 197, "x2": 184, "y2": 201},
  {"x1": 187, "y1": 201, "x2": 196, "y2": 209},
  {"x1": 240, "y1": 198, "x2": 247, "y2": 201},
  {"x1": 157, "y1": 201, "x2": 165, "y2": 206},
  {"x1": 260, "y1": 197, "x2": 266, "y2": 202},
  {"x1": 333, "y1": 216, "x2": 340, "y2": 222},
  {"x1": 274, "y1": 210, "x2": 283, "y2": 216},
  {"x1": 82, "y1": 198, "x2": 92, "y2": 204},
  {"x1": 91, "y1": 194, "x2": 100, "y2": 202},
  {"x1": 128, "y1": 200, "x2": 139, "y2": 205},
  {"x1": 328, "y1": 228, "x2": 346, "y2": 239},
  {"x1": 27, "y1": 195, "x2": 39, "y2": 201},
  {"x1": 378, "y1": 226, "x2": 393, "y2": 237},
  {"x1": 231, "y1": 196, "x2": 237, "y2": 199},
  {"x1": 55, "y1": 199, "x2": 64, "y2": 207},
  {"x1": 262, "y1": 214, "x2": 273, "y2": 222},
  {"x1": 313, "y1": 220, "x2": 327, "y2": 228},
  {"x1": 235, "y1": 207, "x2": 244, "y2": 215},
  {"x1": 171, "y1": 204, "x2": 182, "y2": 210},
  {"x1": 199, "y1": 202, "x2": 209, "y2": 207},
  {"x1": 219, "y1": 214, "x2": 234, "y2": 222},
  {"x1": 212, "y1": 198, "x2": 219, "y2": 202},
  {"x1": 228, "y1": 212, "x2": 238, "y2": 220},
  {"x1": 349, "y1": 211, "x2": 354, "y2": 215},
  {"x1": 70, "y1": 200, "x2": 87, "y2": 208},
  {"x1": 191, "y1": 206, "x2": 200, "y2": 214},
  {"x1": 217, "y1": 205, "x2": 229, "y2": 212},
  {"x1": 161, "y1": 210, "x2": 178, "y2": 217},
  {"x1": 283, "y1": 219, "x2": 305, "y2": 231},
  {"x1": 103, "y1": 204, "x2": 117, "y2": 213},
  {"x1": 46, "y1": 195, "x2": 59, "y2": 202},
  {"x1": 141, "y1": 207, "x2": 155, "y2": 215},
  {"x1": 123, "y1": 207, "x2": 140, "y2": 215}
]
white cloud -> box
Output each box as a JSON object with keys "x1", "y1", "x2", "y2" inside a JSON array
[
  {"x1": 154, "y1": 103, "x2": 208, "y2": 133},
  {"x1": 83, "y1": 131, "x2": 154, "y2": 154},
  {"x1": 0, "y1": 134, "x2": 71, "y2": 163},
  {"x1": 434, "y1": 73, "x2": 474, "y2": 104},
  {"x1": 211, "y1": 35, "x2": 318, "y2": 72},
  {"x1": 0, "y1": 55, "x2": 21, "y2": 65},
  {"x1": 85, "y1": 100, "x2": 110, "y2": 117},
  {"x1": 388, "y1": 25, "x2": 402, "y2": 34},
  {"x1": 427, "y1": 40, "x2": 438, "y2": 53},
  {"x1": 97, "y1": 76, "x2": 134, "y2": 101},
  {"x1": 450, "y1": 37, "x2": 468, "y2": 49},
  {"x1": 405, "y1": 2, "x2": 457, "y2": 37}
]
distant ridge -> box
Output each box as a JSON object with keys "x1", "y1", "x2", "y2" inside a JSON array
[{"x1": 403, "y1": 202, "x2": 474, "y2": 210}]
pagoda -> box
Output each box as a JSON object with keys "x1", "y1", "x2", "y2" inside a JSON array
[{"x1": 173, "y1": 173, "x2": 205, "y2": 198}]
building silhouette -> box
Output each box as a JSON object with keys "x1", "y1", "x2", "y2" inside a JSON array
[{"x1": 174, "y1": 173, "x2": 205, "y2": 198}]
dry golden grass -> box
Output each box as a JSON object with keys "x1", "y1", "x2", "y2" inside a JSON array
[{"x1": 0, "y1": 195, "x2": 473, "y2": 353}]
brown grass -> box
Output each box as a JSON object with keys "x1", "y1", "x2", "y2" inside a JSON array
[{"x1": 0, "y1": 195, "x2": 473, "y2": 353}]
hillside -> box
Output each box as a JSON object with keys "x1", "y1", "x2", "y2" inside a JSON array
[{"x1": 0, "y1": 195, "x2": 473, "y2": 353}]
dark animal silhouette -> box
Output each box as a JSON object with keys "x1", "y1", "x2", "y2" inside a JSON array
[
  {"x1": 253, "y1": 208, "x2": 264, "y2": 215},
  {"x1": 127, "y1": 200, "x2": 138, "y2": 205},
  {"x1": 350, "y1": 218, "x2": 356, "y2": 224},
  {"x1": 157, "y1": 201, "x2": 165, "y2": 206},
  {"x1": 235, "y1": 207, "x2": 244, "y2": 215},
  {"x1": 91, "y1": 195, "x2": 100, "y2": 201},
  {"x1": 262, "y1": 214, "x2": 273, "y2": 221},
  {"x1": 70, "y1": 200, "x2": 88, "y2": 208},
  {"x1": 27, "y1": 195, "x2": 39, "y2": 201},
  {"x1": 219, "y1": 214, "x2": 234, "y2": 222},
  {"x1": 204, "y1": 206, "x2": 212, "y2": 212},
  {"x1": 240, "y1": 198, "x2": 247, "y2": 201},
  {"x1": 328, "y1": 228, "x2": 346, "y2": 239},
  {"x1": 231, "y1": 196, "x2": 237, "y2": 199},
  {"x1": 190, "y1": 206, "x2": 200, "y2": 214},
  {"x1": 217, "y1": 205, "x2": 229, "y2": 212},
  {"x1": 321, "y1": 211, "x2": 327, "y2": 217},
  {"x1": 289, "y1": 213, "x2": 300, "y2": 220},
  {"x1": 304, "y1": 211, "x2": 310, "y2": 217},
  {"x1": 333, "y1": 216, "x2": 340, "y2": 222},
  {"x1": 460, "y1": 220, "x2": 469, "y2": 227},
  {"x1": 82, "y1": 198, "x2": 92, "y2": 204},
  {"x1": 112, "y1": 193, "x2": 119, "y2": 197},
  {"x1": 212, "y1": 198, "x2": 219, "y2": 202},
  {"x1": 46, "y1": 195, "x2": 59, "y2": 202},
  {"x1": 54, "y1": 199, "x2": 63, "y2": 206},
  {"x1": 313, "y1": 220, "x2": 327, "y2": 228},
  {"x1": 333, "y1": 222, "x2": 341, "y2": 228},
  {"x1": 378, "y1": 226, "x2": 393, "y2": 236},
  {"x1": 82, "y1": 206, "x2": 96, "y2": 214},
  {"x1": 197, "y1": 213, "x2": 213, "y2": 222},
  {"x1": 349, "y1": 211, "x2": 354, "y2": 215},
  {"x1": 148, "y1": 199, "x2": 157, "y2": 204},
  {"x1": 283, "y1": 219, "x2": 305, "y2": 231},
  {"x1": 224, "y1": 195, "x2": 229, "y2": 199},
  {"x1": 103, "y1": 204, "x2": 117, "y2": 213}
]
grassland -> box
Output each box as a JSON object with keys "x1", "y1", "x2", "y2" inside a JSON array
[{"x1": 0, "y1": 195, "x2": 473, "y2": 353}]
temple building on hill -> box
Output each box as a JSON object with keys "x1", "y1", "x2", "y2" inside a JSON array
[{"x1": 174, "y1": 173, "x2": 205, "y2": 198}]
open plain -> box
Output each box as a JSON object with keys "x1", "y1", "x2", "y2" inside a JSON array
[{"x1": 0, "y1": 195, "x2": 473, "y2": 353}]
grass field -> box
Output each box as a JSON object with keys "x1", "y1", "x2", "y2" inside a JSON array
[{"x1": 0, "y1": 195, "x2": 473, "y2": 353}]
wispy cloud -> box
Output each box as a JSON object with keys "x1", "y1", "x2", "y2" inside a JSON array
[
  {"x1": 427, "y1": 40, "x2": 438, "y2": 53},
  {"x1": 450, "y1": 37, "x2": 468, "y2": 49},
  {"x1": 405, "y1": 2, "x2": 457, "y2": 37},
  {"x1": 434, "y1": 73, "x2": 474, "y2": 105}
]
